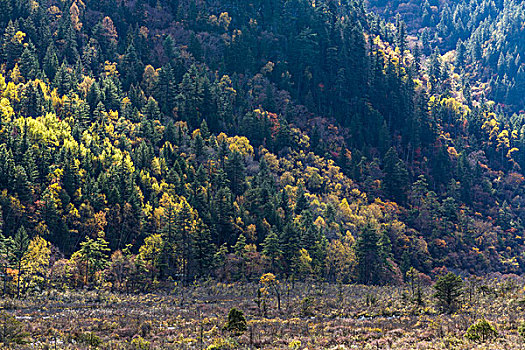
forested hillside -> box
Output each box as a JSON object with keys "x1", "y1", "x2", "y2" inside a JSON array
[
  {"x1": 367, "y1": 0, "x2": 525, "y2": 111},
  {"x1": 0, "y1": 0, "x2": 524, "y2": 294}
]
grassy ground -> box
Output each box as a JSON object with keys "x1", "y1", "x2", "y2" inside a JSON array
[{"x1": 1, "y1": 277, "x2": 525, "y2": 349}]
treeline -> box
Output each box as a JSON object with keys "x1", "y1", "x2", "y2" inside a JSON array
[{"x1": 0, "y1": 0, "x2": 523, "y2": 294}]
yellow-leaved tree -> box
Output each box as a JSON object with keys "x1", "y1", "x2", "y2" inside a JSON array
[
  {"x1": 154, "y1": 193, "x2": 199, "y2": 282},
  {"x1": 20, "y1": 236, "x2": 51, "y2": 293},
  {"x1": 138, "y1": 233, "x2": 164, "y2": 282},
  {"x1": 325, "y1": 231, "x2": 355, "y2": 283},
  {"x1": 259, "y1": 273, "x2": 281, "y2": 313}
]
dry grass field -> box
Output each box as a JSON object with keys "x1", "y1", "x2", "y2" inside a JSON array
[{"x1": 1, "y1": 276, "x2": 525, "y2": 349}]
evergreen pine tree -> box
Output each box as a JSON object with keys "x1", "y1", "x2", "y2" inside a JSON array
[
  {"x1": 382, "y1": 147, "x2": 409, "y2": 203},
  {"x1": 43, "y1": 43, "x2": 59, "y2": 79},
  {"x1": 13, "y1": 225, "x2": 29, "y2": 297},
  {"x1": 355, "y1": 223, "x2": 384, "y2": 285},
  {"x1": 19, "y1": 42, "x2": 39, "y2": 81}
]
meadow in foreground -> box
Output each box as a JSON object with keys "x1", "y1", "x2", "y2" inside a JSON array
[{"x1": 1, "y1": 274, "x2": 525, "y2": 349}]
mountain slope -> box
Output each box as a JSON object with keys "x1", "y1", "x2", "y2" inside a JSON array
[{"x1": 0, "y1": 0, "x2": 524, "y2": 290}]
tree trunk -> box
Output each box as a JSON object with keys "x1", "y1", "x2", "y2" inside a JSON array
[{"x1": 16, "y1": 261, "x2": 21, "y2": 298}]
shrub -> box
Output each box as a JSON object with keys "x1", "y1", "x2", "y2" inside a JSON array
[
  {"x1": 518, "y1": 320, "x2": 525, "y2": 341},
  {"x1": 73, "y1": 331, "x2": 102, "y2": 347},
  {"x1": 131, "y1": 335, "x2": 151, "y2": 349},
  {"x1": 465, "y1": 319, "x2": 497, "y2": 342},
  {"x1": 206, "y1": 338, "x2": 236, "y2": 350},
  {"x1": 300, "y1": 296, "x2": 313, "y2": 316},
  {"x1": 139, "y1": 320, "x2": 153, "y2": 337},
  {"x1": 365, "y1": 293, "x2": 378, "y2": 306},
  {"x1": 289, "y1": 340, "x2": 302, "y2": 349},
  {"x1": 0, "y1": 312, "x2": 29, "y2": 345},
  {"x1": 224, "y1": 308, "x2": 247, "y2": 336}
]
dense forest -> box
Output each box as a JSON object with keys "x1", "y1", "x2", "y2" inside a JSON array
[
  {"x1": 0, "y1": 0, "x2": 523, "y2": 298},
  {"x1": 368, "y1": 0, "x2": 525, "y2": 111}
]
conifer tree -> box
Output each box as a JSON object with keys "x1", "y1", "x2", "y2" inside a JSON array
[
  {"x1": 192, "y1": 220, "x2": 214, "y2": 277},
  {"x1": 19, "y1": 42, "x2": 39, "y2": 81},
  {"x1": 54, "y1": 62, "x2": 73, "y2": 95},
  {"x1": 434, "y1": 272, "x2": 463, "y2": 313},
  {"x1": 294, "y1": 184, "x2": 308, "y2": 214},
  {"x1": 0, "y1": 0, "x2": 12, "y2": 26},
  {"x1": 73, "y1": 236, "x2": 111, "y2": 286},
  {"x1": 355, "y1": 223, "x2": 384, "y2": 285},
  {"x1": 43, "y1": 43, "x2": 59, "y2": 79},
  {"x1": 177, "y1": 64, "x2": 205, "y2": 128},
  {"x1": 263, "y1": 231, "x2": 282, "y2": 272},
  {"x1": 13, "y1": 225, "x2": 29, "y2": 297},
  {"x1": 382, "y1": 147, "x2": 409, "y2": 204},
  {"x1": 225, "y1": 151, "x2": 245, "y2": 196}
]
